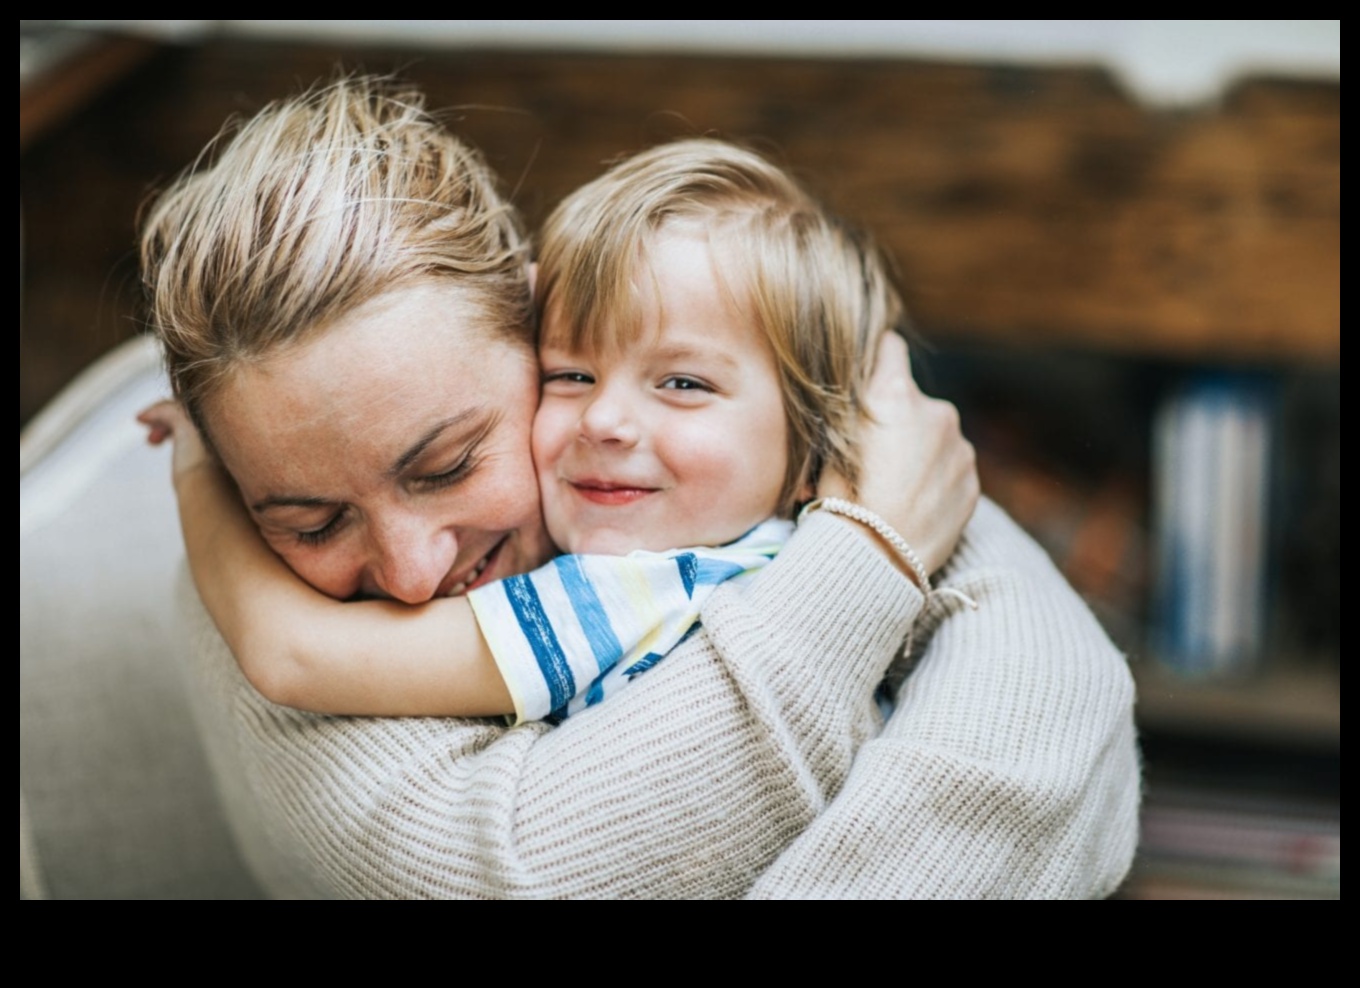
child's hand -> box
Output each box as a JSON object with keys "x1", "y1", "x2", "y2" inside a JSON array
[
  {"x1": 819, "y1": 333, "x2": 978, "y2": 575},
  {"x1": 137, "y1": 399, "x2": 216, "y2": 483}
]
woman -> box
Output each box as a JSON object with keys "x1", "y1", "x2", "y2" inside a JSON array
[{"x1": 144, "y1": 77, "x2": 1139, "y2": 898}]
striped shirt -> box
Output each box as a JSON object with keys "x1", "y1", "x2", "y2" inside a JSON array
[{"x1": 467, "y1": 518, "x2": 791, "y2": 724}]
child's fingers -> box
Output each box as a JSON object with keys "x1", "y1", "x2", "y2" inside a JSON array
[
  {"x1": 137, "y1": 400, "x2": 180, "y2": 445},
  {"x1": 137, "y1": 398, "x2": 191, "y2": 433},
  {"x1": 137, "y1": 399, "x2": 180, "y2": 426},
  {"x1": 136, "y1": 398, "x2": 175, "y2": 419},
  {"x1": 135, "y1": 400, "x2": 217, "y2": 488}
]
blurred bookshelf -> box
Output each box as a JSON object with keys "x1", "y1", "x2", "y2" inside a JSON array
[
  {"x1": 1131, "y1": 659, "x2": 1338, "y2": 747},
  {"x1": 920, "y1": 342, "x2": 1339, "y2": 900}
]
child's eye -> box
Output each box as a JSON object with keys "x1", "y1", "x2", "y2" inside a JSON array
[
  {"x1": 542, "y1": 370, "x2": 594, "y2": 392},
  {"x1": 660, "y1": 376, "x2": 711, "y2": 392},
  {"x1": 295, "y1": 510, "x2": 348, "y2": 547}
]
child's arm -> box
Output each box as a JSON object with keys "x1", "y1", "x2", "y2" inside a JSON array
[
  {"x1": 467, "y1": 521, "x2": 786, "y2": 723},
  {"x1": 138, "y1": 401, "x2": 512, "y2": 717}
]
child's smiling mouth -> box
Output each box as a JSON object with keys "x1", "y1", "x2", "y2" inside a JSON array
[{"x1": 568, "y1": 478, "x2": 660, "y2": 506}]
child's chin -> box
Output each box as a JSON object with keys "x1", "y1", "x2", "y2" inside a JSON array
[{"x1": 565, "y1": 530, "x2": 667, "y2": 557}]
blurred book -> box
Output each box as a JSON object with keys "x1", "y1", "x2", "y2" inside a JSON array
[
  {"x1": 1120, "y1": 784, "x2": 1339, "y2": 900},
  {"x1": 1152, "y1": 374, "x2": 1273, "y2": 676}
]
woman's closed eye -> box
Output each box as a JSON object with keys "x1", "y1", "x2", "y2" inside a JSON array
[
  {"x1": 295, "y1": 509, "x2": 349, "y2": 547},
  {"x1": 417, "y1": 451, "x2": 478, "y2": 491}
]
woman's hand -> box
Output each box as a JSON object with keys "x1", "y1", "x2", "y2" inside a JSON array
[{"x1": 819, "y1": 332, "x2": 978, "y2": 576}]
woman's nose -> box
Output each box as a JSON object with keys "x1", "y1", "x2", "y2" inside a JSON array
[
  {"x1": 579, "y1": 385, "x2": 640, "y2": 447},
  {"x1": 369, "y1": 513, "x2": 458, "y2": 605}
]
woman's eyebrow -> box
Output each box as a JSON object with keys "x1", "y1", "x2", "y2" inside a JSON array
[
  {"x1": 388, "y1": 409, "x2": 482, "y2": 478},
  {"x1": 252, "y1": 494, "x2": 331, "y2": 513}
]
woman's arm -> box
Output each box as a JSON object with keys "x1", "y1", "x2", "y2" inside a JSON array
[
  {"x1": 747, "y1": 498, "x2": 1141, "y2": 899},
  {"x1": 141, "y1": 401, "x2": 511, "y2": 717}
]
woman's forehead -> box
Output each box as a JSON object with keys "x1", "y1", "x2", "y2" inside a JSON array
[{"x1": 205, "y1": 283, "x2": 535, "y2": 496}]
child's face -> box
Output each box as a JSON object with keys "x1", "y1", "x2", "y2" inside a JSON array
[{"x1": 533, "y1": 227, "x2": 789, "y2": 555}]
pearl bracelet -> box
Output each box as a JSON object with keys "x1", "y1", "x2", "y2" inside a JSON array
[{"x1": 798, "y1": 496, "x2": 978, "y2": 610}]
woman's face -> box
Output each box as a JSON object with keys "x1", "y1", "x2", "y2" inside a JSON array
[{"x1": 205, "y1": 282, "x2": 553, "y2": 604}]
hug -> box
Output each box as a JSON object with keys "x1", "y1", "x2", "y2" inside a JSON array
[{"x1": 31, "y1": 75, "x2": 1140, "y2": 898}]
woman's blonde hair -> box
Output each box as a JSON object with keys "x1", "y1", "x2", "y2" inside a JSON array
[
  {"x1": 536, "y1": 138, "x2": 907, "y2": 516},
  {"x1": 141, "y1": 75, "x2": 531, "y2": 437}
]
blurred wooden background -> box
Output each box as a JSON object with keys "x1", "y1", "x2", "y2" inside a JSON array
[{"x1": 19, "y1": 36, "x2": 1339, "y2": 426}]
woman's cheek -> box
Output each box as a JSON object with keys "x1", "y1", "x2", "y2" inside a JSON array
[{"x1": 272, "y1": 540, "x2": 364, "y2": 602}]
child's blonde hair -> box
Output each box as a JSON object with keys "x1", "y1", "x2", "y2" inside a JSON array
[
  {"x1": 141, "y1": 75, "x2": 532, "y2": 439},
  {"x1": 536, "y1": 138, "x2": 907, "y2": 516}
]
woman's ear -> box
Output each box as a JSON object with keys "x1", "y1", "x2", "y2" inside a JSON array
[{"x1": 528, "y1": 262, "x2": 538, "y2": 296}]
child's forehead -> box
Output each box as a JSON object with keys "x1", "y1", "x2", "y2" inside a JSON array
[{"x1": 542, "y1": 227, "x2": 757, "y2": 352}]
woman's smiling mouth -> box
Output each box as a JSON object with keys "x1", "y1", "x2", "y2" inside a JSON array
[{"x1": 443, "y1": 536, "x2": 507, "y2": 597}]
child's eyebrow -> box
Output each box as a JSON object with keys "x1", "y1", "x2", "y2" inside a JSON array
[{"x1": 650, "y1": 343, "x2": 739, "y2": 370}]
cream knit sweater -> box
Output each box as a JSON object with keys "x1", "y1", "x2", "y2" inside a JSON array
[{"x1": 178, "y1": 499, "x2": 1139, "y2": 898}]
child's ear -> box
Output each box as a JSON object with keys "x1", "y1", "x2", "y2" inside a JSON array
[{"x1": 794, "y1": 455, "x2": 818, "y2": 506}]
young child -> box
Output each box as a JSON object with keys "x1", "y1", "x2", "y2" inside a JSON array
[{"x1": 145, "y1": 137, "x2": 915, "y2": 723}]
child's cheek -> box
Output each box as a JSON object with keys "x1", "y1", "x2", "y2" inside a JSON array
[
  {"x1": 530, "y1": 396, "x2": 571, "y2": 546},
  {"x1": 530, "y1": 400, "x2": 554, "y2": 488}
]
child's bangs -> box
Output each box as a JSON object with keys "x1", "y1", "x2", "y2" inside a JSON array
[{"x1": 541, "y1": 230, "x2": 657, "y2": 356}]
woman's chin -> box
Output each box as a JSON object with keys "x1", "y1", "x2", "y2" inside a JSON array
[{"x1": 489, "y1": 527, "x2": 556, "y2": 582}]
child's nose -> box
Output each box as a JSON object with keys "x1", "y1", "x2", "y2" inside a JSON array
[{"x1": 579, "y1": 387, "x2": 640, "y2": 447}]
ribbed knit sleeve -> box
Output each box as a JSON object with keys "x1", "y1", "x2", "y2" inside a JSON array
[
  {"x1": 177, "y1": 509, "x2": 924, "y2": 898},
  {"x1": 747, "y1": 498, "x2": 1141, "y2": 899}
]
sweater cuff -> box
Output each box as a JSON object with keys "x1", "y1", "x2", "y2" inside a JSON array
[{"x1": 710, "y1": 509, "x2": 926, "y2": 705}]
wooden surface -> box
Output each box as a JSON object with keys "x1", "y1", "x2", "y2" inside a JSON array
[
  {"x1": 19, "y1": 40, "x2": 1341, "y2": 425},
  {"x1": 20, "y1": 34, "x2": 157, "y2": 152},
  {"x1": 1132, "y1": 659, "x2": 1341, "y2": 747}
]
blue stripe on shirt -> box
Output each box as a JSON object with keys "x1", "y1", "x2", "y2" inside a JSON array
[
  {"x1": 503, "y1": 574, "x2": 576, "y2": 712},
  {"x1": 696, "y1": 557, "x2": 749, "y2": 585},
  {"x1": 553, "y1": 554, "x2": 624, "y2": 674},
  {"x1": 676, "y1": 553, "x2": 698, "y2": 598}
]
